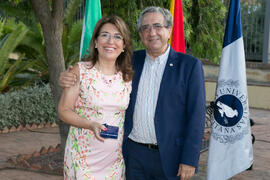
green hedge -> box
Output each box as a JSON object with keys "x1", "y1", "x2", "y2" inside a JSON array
[{"x1": 0, "y1": 84, "x2": 58, "y2": 130}]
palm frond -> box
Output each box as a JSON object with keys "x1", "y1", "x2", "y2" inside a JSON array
[
  {"x1": 0, "y1": 56, "x2": 22, "y2": 91},
  {"x1": 68, "y1": 20, "x2": 82, "y2": 46},
  {"x1": 0, "y1": 54, "x2": 39, "y2": 92},
  {"x1": 0, "y1": 18, "x2": 5, "y2": 38},
  {"x1": 0, "y1": 34, "x2": 9, "y2": 48},
  {"x1": 2, "y1": 18, "x2": 18, "y2": 32},
  {"x1": 62, "y1": 0, "x2": 83, "y2": 68},
  {"x1": 0, "y1": 3, "x2": 26, "y2": 19},
  {"x1": 64, "y1": 19, "x2": 82, "y2": 66},
  {"x1": 64, "y1": 0, "x2": 82, "y2": 29},
  {"x1": 0, "y1": 1, "x2": 35, "y2": 26},
  {"x1": 20, "y1": 30, "x2": 45, "y2": 56},
  {"x1": 0, "y1": 24, "x2": 28, "y2": 75}
]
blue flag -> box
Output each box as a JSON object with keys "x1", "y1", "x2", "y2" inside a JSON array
[{"x1": 207, "y1": 0, "x2": 253, "y2": 179}]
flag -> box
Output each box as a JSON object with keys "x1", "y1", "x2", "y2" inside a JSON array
[
  {"x1": 207, "y1": 0, "x2": 253, "y2": 179},
  {"x1": 169, "y1": 0, "x2": 185, "y2": 53},
  {"x1": 80, "y1": 0, "x2": 102, "y2": 59}
]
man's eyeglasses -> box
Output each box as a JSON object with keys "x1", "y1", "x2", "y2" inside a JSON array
[
  {"x1": 140, "y1": 23, "x2": 168, "y2": 33},
  {"x1": 98, "y1": 32, "x2": 124, "y2": 42}
]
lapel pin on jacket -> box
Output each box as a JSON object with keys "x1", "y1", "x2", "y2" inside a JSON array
[{"x1": 169, "y1": 63, "x2": 174, "y2": 67}]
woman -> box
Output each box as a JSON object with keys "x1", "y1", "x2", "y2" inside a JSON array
[{"x1": 58, "y1": 16, "x2": 133, "y2": 180}]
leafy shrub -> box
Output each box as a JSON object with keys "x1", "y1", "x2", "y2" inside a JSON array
[{"x1": 0, "y1": 84, "x2": 58, "y2": 130}]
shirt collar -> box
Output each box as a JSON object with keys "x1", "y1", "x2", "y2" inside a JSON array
[{"x1": 146, "y1": 45, "x2": 170, "y2": 65}]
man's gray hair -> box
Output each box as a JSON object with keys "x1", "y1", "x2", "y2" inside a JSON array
[{"x1": 137, "y1": 6, "x2": 173, "y2": 31}]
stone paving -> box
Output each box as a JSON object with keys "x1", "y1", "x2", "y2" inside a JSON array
[
  {"x1": 0, "y1": 127, "x2": 60, "y2": 162},
  {"x1": 0, "y1": 108, "x2": 269, "y2": 180},
  {"x1": 0, "y1": 127, "x2": 61, "y2": 180}
]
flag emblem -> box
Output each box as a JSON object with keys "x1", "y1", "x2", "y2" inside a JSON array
[{"x1": 212, "y1": 79, "x2": 249, "y2": 144}]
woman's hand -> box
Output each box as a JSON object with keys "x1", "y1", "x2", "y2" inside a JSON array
[{"x1": 88, "y1": 121, "x2": 107, "y2": 142}]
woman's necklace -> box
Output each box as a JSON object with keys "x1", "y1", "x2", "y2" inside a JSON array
[
  {"x1": 95, "y1": 63, "x2": 117, "y2": 87},
  {"x1": 95, "y1": 62, "x2": 117, "y2": 75}
]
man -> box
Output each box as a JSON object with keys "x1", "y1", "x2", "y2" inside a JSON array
[{"x1": 59, "y1": 6, "x2": 206, "y2": 180}]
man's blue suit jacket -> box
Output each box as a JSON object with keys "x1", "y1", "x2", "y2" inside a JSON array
[{"x1": 123, "y1": 48, "x2": 206, "y2": 179}]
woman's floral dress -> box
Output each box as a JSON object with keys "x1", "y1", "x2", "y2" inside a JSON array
[{"x1": 64, "y1": 62, "x2": 131, "y2": 180}]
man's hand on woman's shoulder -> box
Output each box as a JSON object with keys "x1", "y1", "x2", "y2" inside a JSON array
[{"x1": 58, "y1": 65, "x2": 77, "y2": 88}]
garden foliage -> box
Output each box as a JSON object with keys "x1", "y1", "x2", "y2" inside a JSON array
[{"x1": 0, "y1": 84, "x2": 57, "y2": 130}]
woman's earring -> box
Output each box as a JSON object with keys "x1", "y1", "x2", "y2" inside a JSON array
[
  {"x1": 95, "y1": 44, "x2": 97, "y2": 48},
  {"x1": 122, "y1": 49, "x2": 125, "y2": 52}
]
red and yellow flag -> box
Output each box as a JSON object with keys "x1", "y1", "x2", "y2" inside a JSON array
[{"x1": 169, "y1": 0, "x2": 185, "y2": 53}]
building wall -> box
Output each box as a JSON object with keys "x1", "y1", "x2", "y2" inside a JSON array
[{"x1": 203, "y1": 60, "x2": 270, "y2": 109}]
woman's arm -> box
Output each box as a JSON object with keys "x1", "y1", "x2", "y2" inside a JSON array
[{"x1": 58, "y1": 64, "x2": 106, "y2": 141}]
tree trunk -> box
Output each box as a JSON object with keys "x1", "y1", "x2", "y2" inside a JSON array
[{"x1": 31, "y1": 0, "x2": 69, "y2": 155}]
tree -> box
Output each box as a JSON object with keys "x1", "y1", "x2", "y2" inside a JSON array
[
  {"x1": 29, "y1": 0, "x2": 72, "y2": 153},
  {"x1": 100, "y1": 0, "x2": 226, "y2": 63},
  {"x1": 188, "y1": 0, "x2": 226, "y2": 63},
  {"x1": 2, "y1": 0, "x2": 84, "y2": 152},
  {"x1": 1, "y1": 0, "x2": 82, "y2": 84}
]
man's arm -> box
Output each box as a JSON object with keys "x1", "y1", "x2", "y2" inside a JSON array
[{"x1": 179, "y1": 59, "x2": 206, "y2": 178}]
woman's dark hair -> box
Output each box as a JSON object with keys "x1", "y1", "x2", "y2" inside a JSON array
[{"x1": 83, "y1": 16, "x2": 133, "y2": 82}]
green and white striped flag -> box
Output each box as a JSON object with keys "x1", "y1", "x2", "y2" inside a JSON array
[{"x1": 80, "y1": 0, "x2": 102, "y2": 60}]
